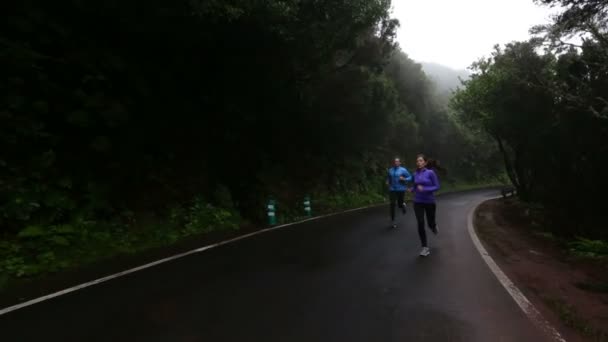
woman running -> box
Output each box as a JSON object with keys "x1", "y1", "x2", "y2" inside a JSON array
[{"x1": 409, "y1": 154, "x2": 440, "y2": 257}]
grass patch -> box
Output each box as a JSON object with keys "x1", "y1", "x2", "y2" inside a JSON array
[
  {"x1": 542, "y1": 295, "x2": 608, "y2": 341},
  {"x1": 569, "y1": 238, "x2": 608, "y2": 260}
]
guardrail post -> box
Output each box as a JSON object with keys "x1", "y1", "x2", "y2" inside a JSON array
[
  {"x1": 304, "y1": 195, "x2": 312, "y2": 217},
  {"x1": 267, "y1": 199, "x2": 277, "y2": 225}
]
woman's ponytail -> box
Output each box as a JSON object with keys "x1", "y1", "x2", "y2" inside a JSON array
[{"x1": 417, "y1": 154, "x2": 445, "y2": 173}]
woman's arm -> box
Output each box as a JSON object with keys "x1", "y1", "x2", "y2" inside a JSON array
[{"x1": 424, "y1": 170, "x2": 440, "y2": 192}]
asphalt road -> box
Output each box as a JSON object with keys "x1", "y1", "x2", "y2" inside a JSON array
[{"x1": 0, "y1": 189, "x2": 552, "y2": 342}]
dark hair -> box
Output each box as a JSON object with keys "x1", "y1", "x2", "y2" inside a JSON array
[{"x1": 417, "y1": 153, "x2": 443, "y2": 172}]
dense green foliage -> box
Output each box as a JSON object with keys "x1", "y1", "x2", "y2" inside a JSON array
[
  {"x1": 569, "y1": 238, "x2": 608, "y2": 259},
  {"x1": 0, "y1": 0, "x2": 503, "y2": 281},
  {"x1": 1, "y1": 199, "x2": 238, "y2": 282},
  {"x1": 452, "y1": 0, "x2": 608, "y2": 239}
]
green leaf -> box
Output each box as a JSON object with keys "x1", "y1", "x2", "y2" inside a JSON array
[
  {"x1": 58, "y1": 178, "x2": 73, "y2": 189},
  {"x1": 66, "y1": 110, "x2": 91, "y2": 127},
  {"x1": 0, "y1": 274, "x2": 8, "y2": 290},
  {"x1": 54, "y1": 224, "x2": 75, "y2": 234},
  {"x1": 17, "y1": 225, "x2": 46, "y2": 238},
  {"x1": 37, "y1": 251, "x2": 56, "y2": 263},
  {"x1": 32, "y1": 100, "x2": 49, "y2": 114},
  {"x1": 90, "y1": 136, "x2": 111, "y2": 152},
  {"x1": 58, "y1": 261, "x2": 72, "y2": 269},
  {"x1": 49, "y1": 235, "x2": 70, "y2": 246}
]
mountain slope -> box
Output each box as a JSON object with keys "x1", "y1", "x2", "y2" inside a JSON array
[{"x1": 420, "y1": 62, "x2": 470, "y2": 94}]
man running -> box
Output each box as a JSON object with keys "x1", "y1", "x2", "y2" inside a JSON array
[{"x1": 387, "y1": 157, "x2": 412, "y2": 228}]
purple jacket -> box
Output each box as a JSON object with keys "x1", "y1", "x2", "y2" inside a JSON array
[{"x1": 412, "y1": 168, "x2": 440, "y2": 204}]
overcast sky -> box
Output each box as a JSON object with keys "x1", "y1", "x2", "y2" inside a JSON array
[{"x1": 393, "y1": 0, "x2": 560, "y2": 70}]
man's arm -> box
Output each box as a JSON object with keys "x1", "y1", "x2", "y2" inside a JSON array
[{"x1": 402, "y1": 167, "x2": 412, "y2": 182}]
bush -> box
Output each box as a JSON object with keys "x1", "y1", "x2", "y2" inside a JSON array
[
  {"x1": 0, "y1": 198, "x2": 240, "y2": 284},
  {"x1": 170, "y1": 198, "x2": 239, "y2": 236},
  {"x1": 569, "y1": 238, "x2": 608, "y2": 259}
]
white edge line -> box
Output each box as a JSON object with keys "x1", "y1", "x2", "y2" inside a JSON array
[
  {"x1": 467, "y1": 196, "x2": 567, "y2": 342},
  {"x1": 0, "y1": 203, "x2": 383, "y2": 316}
]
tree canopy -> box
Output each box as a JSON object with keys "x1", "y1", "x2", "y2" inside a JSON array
[{"x1": 452, "y1": 1, "x2": 608, "y2": 239}]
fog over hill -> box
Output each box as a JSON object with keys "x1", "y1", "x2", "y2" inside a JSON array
[{"x1": 420, "y1": 62, "x2": 471, "y2": 95}]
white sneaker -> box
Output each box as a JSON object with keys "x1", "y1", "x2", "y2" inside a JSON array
[{"x1": 419, "y1": 247, "x2": 430, "y2": 257}]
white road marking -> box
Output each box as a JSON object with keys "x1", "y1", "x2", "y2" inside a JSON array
[
  {"x1": 467, "y1": 196, "x2": 567, "y2": 342},
  {"x1": 448, "y1": 200, "x2": 469, "y2": 206},
  {"x1": 0, "y1": 204, "x2": 382, "y2": 316}
]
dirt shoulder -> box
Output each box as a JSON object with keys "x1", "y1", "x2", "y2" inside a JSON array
[{"x1": 475, "y1": 198, "x2": 608, "y2": 342}]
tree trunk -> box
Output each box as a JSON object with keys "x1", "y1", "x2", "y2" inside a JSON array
[
  {"x1": 512, "y1": 146, "x2": 530, "y2": 200},
  {"x1": 492, "y1": 133, "x2": 520, "y2": 190}
]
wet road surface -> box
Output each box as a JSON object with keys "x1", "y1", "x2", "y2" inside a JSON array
[{"x1": 0, "y1": 189, "x2": 552, "y2": 341}]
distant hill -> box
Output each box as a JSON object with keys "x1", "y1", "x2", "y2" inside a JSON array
[{"x1": 420, "y1": 62, "x2": 471, "y2": 95}]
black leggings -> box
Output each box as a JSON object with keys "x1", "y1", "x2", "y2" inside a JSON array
[
  {"x1": 414, "y1": 202, "x2": 436, "y2": 247},
  {"x1": 389, "y1": 191, "x2": 405, "y2": 220}
]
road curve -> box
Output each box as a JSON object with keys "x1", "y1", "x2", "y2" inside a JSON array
[{"x1": 0, "y1": 189, "x2": 552, "y2": 342}]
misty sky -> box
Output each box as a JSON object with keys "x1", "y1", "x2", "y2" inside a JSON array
[{"x1": 393, "y1": 0, "x2": 560, "y2": 70}]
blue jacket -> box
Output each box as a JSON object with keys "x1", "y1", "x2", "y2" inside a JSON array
[
  {"x1": 412, "y1": 168, "x2": 440, "y2": 203},
  {"x1": 387, "y1": 166, "x2": 412, "y2": 192}
]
